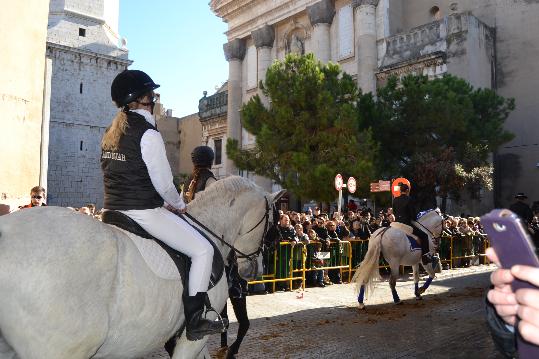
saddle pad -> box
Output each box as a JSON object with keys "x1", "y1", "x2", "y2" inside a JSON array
[
  {"x1": 390, "y1": 222, "x2": 413, "y2": 235},
  {"x1": 407, "y1": 235, "x2": 422, "y2": 251},
  {"x1": 121, "y1": 228, "x2": 181, "y2": 280}
]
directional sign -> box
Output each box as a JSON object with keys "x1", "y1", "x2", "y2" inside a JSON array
[
  {"x1": 391, "y1": 177, "x2": 411, "y2": 197},
  {"x1": 370, "y1": 182, "x2": 380, "y2": 192},
  {"x1": 347, "y1": 177, "x2": 357, "y2": 194},
  {"x1": 335, "y1": 174, "x2": 343, "y2": 191},
  {"x1": 379, "y1": 180, "x2": 391, "y2": 192}
]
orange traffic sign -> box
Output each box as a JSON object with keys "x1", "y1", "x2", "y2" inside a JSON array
[{"x1": 391, "y1": 177, "x2": 411, "y2": 197}]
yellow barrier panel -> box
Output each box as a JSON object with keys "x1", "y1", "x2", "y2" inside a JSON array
[{"x1": 247, "y1": 234, "x2": 491, "y2": 291}]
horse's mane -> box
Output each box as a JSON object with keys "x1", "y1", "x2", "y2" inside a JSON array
[
  {"x1": 188, "y1": 176, "x2": 261, "y2": 209},
  {"x1": 416, "y1": 208, "x2": 440, "y2": 220}
]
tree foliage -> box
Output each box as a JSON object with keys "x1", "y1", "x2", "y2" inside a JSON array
[
  {"x1": 359, "y1": 74, "x2": 514, "y2": 208},
  {"x1": 227, "y1": 53, "x2": 378, "y2": 202}
]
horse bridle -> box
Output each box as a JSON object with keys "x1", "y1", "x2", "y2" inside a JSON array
[
  {"x1": 182, "y1": 196, "x2": 271, "y2": 263},
  {"x1": 415, "y1": 213, "x2": 444, "y2": 240}
]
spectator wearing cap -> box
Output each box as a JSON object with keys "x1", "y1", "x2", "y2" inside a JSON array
[
  {"x1": 19, "y1": 186, "x2": 47, "y2": 209},
  {"x1": 509, "y1": 193, "x2": 534, "y2": 224}
]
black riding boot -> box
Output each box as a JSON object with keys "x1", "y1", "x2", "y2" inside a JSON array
[
  {"x1": 184, "y1": 292, "x2": 228, "y2": 341},
  {"x1": 414, "y1": 227, "x2": 432, "y2": 265}
]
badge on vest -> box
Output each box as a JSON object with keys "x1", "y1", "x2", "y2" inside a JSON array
[{"x1": 102, "y1": 151, "x2": 126, "y2": 161}]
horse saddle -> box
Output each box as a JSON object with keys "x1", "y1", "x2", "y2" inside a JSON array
[
  {"x1": 101, "y1": 210, "x2": 224, "y2": 292},
  {"x1": 390, "y1": 222, "x2": 421, "y2": 251}
]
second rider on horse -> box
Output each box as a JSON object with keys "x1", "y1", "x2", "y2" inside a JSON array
[{"x1": 392, "y1": 183, "x2": 433, "y2": 265}]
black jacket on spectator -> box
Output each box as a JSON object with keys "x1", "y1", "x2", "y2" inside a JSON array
[
  {"x1": 314, "y1": 225, "x2": 329, "y2": 240},
  {"x1": 327, "y1": 230, "x2": 340, "y2": 241},
  {"x1": 393, "y1": 194, "x2": 417, "y2": 226},
  {"x1": 278, "y1": 225, "x2": 296, "y2": 241},
  {"x1": 485, "y1": 297, "x2": 517, "y2": 358},
  {"x1": 509, "y1": 201, "x2": 534, "y2": 224},
  {"x1": 336, "y1": 225, "x2": 350, "y2": 240}
]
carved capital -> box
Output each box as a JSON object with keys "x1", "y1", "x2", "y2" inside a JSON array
[
  {"x1": 352, "y1": 0, "x2": 379, "y2": 8},
  {"x1": 223, "y1": 38, "x2": 246, "y2": 61},
  {"x1": 307, "y1": 0, "x2": 336, "y2": 26},
  {"x1": 252, "y1": 25, "x2": 275, "y2": 48}
]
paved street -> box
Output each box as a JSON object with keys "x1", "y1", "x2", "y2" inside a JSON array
[{"x1": 144, "y1": 265, "x2": 503, "y2": 359}]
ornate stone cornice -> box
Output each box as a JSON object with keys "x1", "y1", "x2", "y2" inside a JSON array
[
  {"x1": 307, "y1": 0, "x2": 335, "y2": 26},
  {"x1": 223, "y1": 38, "x2": 246, "y2": 61},
  {"x1": 352, "y1": 0, "x2": 379, "y2": 8},
  {"x1": 252, "y1": 25, "x2": 275, "y2": 48}
]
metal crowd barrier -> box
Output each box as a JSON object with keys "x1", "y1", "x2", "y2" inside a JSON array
[
  {"x1": 247, "y1": 234, "x2": 490, "y2": 291},
  {"x1": 438, "y1": 234, "x2": 490, "y2": 268}
]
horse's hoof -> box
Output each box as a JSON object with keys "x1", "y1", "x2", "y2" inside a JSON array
[
  {"x1": 415, "y1": 295, "x2": 422, "y2": 301},
  {"x1": 358, "y1": 303, "x2": 365, "y2": 310},
  {"x1": 394, "y1": 300, "x2": 403, "y2": 305},
  {"x1": 418, "y1": 287, "x2": 426, "y2": 295}
]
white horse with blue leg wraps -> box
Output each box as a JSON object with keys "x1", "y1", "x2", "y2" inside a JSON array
[
  {"x1": 352, "y1": 210, "x2": 443, "y2": 309},
  {"x1": 0, "y1": 176, "x2": 284, "y2": 359}
]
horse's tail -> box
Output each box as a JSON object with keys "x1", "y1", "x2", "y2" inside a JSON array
[{"x1": 352, "y1": 228, "x2": 385, "y2": 299}]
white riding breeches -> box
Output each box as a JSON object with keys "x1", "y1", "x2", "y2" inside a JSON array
[{"x1": 119, "y1": 207, "x2": 213, "y2": 296}]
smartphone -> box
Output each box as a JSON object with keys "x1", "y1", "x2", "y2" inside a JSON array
[
  {"x1": 481, "y1": 209, "x2": 539, "y2": 358},
  {"x1": 481, "y1": 209, "x2": 539, "y2": 289}
]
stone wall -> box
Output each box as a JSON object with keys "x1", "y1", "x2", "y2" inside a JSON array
[
  {"x1": 46, "y1": 0, "x2": 130, "y2": 208},
  {"x1": 397, "y1": 0, "x2": 539, "y2": 206},
  {"x1": 0, "y1": 0, "x2": 50, "y2": 214}
]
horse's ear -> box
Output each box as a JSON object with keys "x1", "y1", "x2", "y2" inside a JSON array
[{"x1": 269, "y1": 189, "x2": 287, "y2": 204}]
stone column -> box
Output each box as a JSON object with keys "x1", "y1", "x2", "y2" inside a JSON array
[
  {"x1": 252, "y1": 25, "x2": 275, "y2": 107},
  {"x1": 307, "y1": 0, "x2": 335, "y2": 63},
  {"x1": 251, "y1": 25, "x2": 275, "y2": 191},
  {"x1": 353, "y1": 0, "x2": 378, "y2": 94},
  {"x1": 223, "y1": 38, "x2": 246, "y2": 176}
]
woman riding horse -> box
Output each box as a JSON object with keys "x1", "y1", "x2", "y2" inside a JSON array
[{"x1": 102, "y1": 69, "x2": 226, "y2": 340}]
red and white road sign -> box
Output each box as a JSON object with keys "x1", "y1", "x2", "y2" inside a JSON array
[
  {"x1": 335, "y1": 174, "x2": 343, "y2": 191},
  {"x1": 347, "y1": 177, "x2": 357, "y2": 194}
]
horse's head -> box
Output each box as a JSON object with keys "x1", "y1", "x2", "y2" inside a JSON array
[
  {"x1": 234, "y1": 189, "x2": 286, "y2": 280},
  {"x1": 416, "y1": 209, "x2": 444, "y2": 240}
]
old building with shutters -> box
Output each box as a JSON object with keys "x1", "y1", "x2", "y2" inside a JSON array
[{"x1": 211, "y1": 0, "x2": 539, "y2": 212}]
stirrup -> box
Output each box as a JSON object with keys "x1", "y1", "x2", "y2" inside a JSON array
[{"x1": 203, "y1": 294, "x2": 228, "y2": 330}]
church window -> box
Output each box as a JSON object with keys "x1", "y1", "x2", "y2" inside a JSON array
[
  {"x1": 80, "y1": 82, "x2": 83, "y2": 94},
  {"x1": 80, "y1": 141, "x2": 83, "y2": 151},
  {"x1": 430, "y1": 6, "x2": 442, "y2": 20},
  {"x1": 214, "y1": 139, "x2": 222, "y2": 165},
  {"x1": 79, "y1": 28, "x2": 86, "y2": 37}
]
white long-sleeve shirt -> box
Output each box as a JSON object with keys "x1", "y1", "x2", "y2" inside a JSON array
[{"x1": 131, "y1": 109, "x2": 185, "y2": 210}]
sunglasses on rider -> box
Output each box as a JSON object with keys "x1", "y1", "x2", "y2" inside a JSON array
[
  {"x1": 32, "y1": 195, "x2": 43, "y2": 199},
  {"x1": 137, "y1": 93, "x2": 157, "y2": 107}
]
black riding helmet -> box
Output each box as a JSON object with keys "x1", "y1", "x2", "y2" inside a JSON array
[
  {"x1": 111, "y1": 70, "x2": 160, "y2": 107},
  {"x1": 191, "y1": 146, "x2": 215, "y2": 168}
]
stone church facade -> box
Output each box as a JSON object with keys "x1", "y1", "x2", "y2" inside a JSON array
[
  {"x1": 211, "y1": 0, "x2": 539, "y2": 211},
  {"x1": 46, "y1": 0, "x2": 131, "y2": 208}
]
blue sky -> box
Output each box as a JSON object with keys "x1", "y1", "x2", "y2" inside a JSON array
[{"x1": 119, "y1": 1, "x2": 228, "y2": 118}]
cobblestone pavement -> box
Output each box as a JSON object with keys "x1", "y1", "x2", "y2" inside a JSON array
[{"x1": 143, "y1": 265, "x2": 504, "y2": 359}]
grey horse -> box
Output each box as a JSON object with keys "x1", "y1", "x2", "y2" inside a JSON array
[
  {"x1": 353, "y1": 210, "x2": 443, "y2": 309},
  {"x1": 0, "y1": 176, "x2": 284, "y2": 359}
]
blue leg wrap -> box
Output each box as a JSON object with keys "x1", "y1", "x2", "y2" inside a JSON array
[
  {"x1": 358, "y1": 285, "x2": 365, "y2": 303},
  {"x1": 415, "y1": 282, "x2": 420, "y2": 296},
  {"x1": 422, "y1": 277, "x2": 434, "y2": 291},
  {"x1": 391, "y1": 287, "x2": 400, "y2": 303}
]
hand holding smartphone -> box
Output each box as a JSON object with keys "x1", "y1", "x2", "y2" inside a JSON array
[{"x1": 482, "y1": 209, "x2": 539, "y2": 358}]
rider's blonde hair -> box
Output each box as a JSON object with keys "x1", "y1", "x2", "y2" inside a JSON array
[{"x1": 101, "y1": 110, "x2": 128, "y2": 151}]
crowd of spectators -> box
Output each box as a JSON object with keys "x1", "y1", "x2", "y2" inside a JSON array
[{"x1": 274, "y1": 204, "x2": 397, "y2": 288}]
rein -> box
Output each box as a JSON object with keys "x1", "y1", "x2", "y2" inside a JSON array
[
  {"x1": 181, "y1": 196, "x2": 270, "y2": 262},
  {"x1": 415, "y1": 214, "x2": 443, "y2": 239}
]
